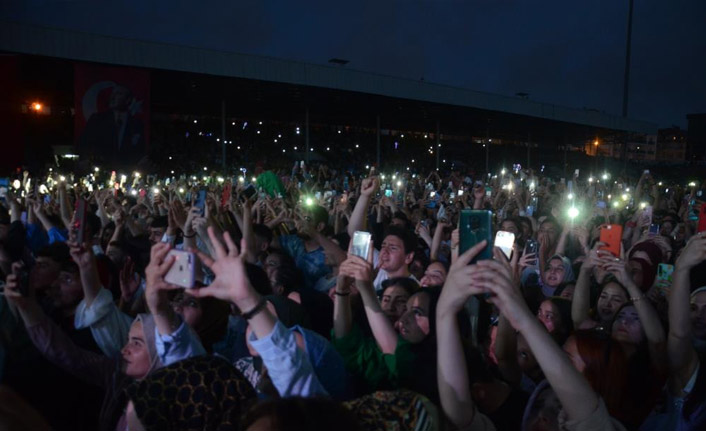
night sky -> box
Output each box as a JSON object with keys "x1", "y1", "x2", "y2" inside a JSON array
[{"x1": 3, "y1": 0, "x2": 705, "y2": 128}]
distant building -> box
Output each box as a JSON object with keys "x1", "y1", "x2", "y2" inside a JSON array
[
  {"x1": 656, "y1": 127, "x2": 687, "y2": 163},
  {"x1": 687, "y1": 114, "x2": 706, "y2": 162}
]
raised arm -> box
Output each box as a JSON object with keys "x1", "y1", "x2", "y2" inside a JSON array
[
  {"x1": 68, "y1": 238, "x2": 102, "y2": 308},
  {"x1": 347, "y1": 177, "x2": 378, "y2": 238},
  {"x1": 603, "y1": 258, "x2": 666, "y2": 358},
  {"x1": 435, "y1": 240, "x2": 487, "y2": 428},
  {"x1": 668, "y1": 234, "x2": 706, "y2": 395},
  {"x1": 475, "y1": 249, "x2": 602, "y2": 423},
  {"x1": 339, "y1": 245, "x2": 398, "y2": 354},
  {"x1": 571, "y1": 242, "x2": 608, "y2": 328},
  {"x1": 333, "y1": 274, "x2": 354, "y2": 339}
]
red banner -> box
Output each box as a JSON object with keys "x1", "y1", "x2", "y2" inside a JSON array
[{"x1": 74, "y1": 63, "x2": 150, "y2": 165}]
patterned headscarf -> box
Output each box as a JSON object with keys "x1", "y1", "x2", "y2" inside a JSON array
[{"x1": 125, "y1": 355, "x2": 256, "y2": 431}]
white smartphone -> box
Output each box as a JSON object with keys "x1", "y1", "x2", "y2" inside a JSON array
[
  {"x1": 494, "y1": 230, "x2": 515, "y2": 260},
  {"x1": 457, "y1": 189, "x2": 464, "y2": 196},
  {"x1": 351, "y1": 231, "x2": 372, "y2": 259},
  {"x1": 164, "y1": 250, "x2": 196, "y2": 289}
]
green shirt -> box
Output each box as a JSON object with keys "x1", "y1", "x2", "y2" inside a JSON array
[{"x1": 331, "y1": 324, "x2": 416, "y2": 393}]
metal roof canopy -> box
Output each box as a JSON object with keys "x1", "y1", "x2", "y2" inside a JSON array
[{"x1": 1, "y1": 20, "x2": 657, "y2": 143}]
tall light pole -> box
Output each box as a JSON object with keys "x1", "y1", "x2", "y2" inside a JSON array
[{"x1": 620, "y1": 0, "x2": 635, "y2": 165}]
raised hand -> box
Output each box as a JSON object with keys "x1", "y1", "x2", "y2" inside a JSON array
[
  {"x1": 437, "y1": 240, "x2": 488, "y2": 313},
  {"x1": 144, "y1": 242, "x2": 179, "y2": 311},
  {"x1": 119, "y1": 257, "x2": 140, "y2": 303},
  {"x1": 360, "y1": 176, "x2": 379, "y2": 198},
  {"x1": 189, "y1": 227, "x2": 258, "y2": 310},
  {"x1": 473, "y1": 248, "x2": 532, "y2": 330},
  {"x1": 675, "y1": 233, "x2": 706, "y2": 270}
]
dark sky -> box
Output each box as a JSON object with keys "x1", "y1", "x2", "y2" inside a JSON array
[{"x1": 3, "y1": 0, "x2": 705, "y2": 128}]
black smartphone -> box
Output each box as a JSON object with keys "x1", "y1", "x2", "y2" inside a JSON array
[
  {"x1": 459, "y1": 210, "x2": 493, "y2": 264},
  {"x1": 524, "y1": 239, "x2": 539, "y2": 265},
  {"x1": 242, "y1": 184, "x2": 257, "y2": 200}
]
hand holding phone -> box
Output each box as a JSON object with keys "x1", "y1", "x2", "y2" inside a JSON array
[
  {"x1": 459, "y1": 210, "x2": 493, "y2": 264},
  {"x1": 350, "y1": 231, "x2": 372, "y2": 259},
  {"x1": 494, "y1": 231, "x2": 515, "y2": 260},
  {"x1": 164, "y1": 250, "x2": 196, "y2": 289},
  {"x1": 599, "y1": 224, "x2": 623, "y2": 257}
]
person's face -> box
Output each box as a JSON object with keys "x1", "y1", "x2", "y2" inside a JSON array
[
  {"x1": 538, "y1": 222, "x2": 559, "y2": 244},
  {"x1": 597, "y1": 282, "x2": 628, "y2": 324},
  {"x1": 537, "y1": 300, "x2": 562, "y2": 334},
  {"x1": 172, "y1": 294, "x2": 203, "y2": 329},
  {"x1": 394, "y1": 292, "x2": 431, "y2": 344},
  {"x1": 264, "y1": 254, "x2": 282, "y2": 285},
  {"x1": 527, "y1": 387, "x2": 561, "y2": 431},
  {"x1": 517, "y1": 334, "x2": 539, "y2": 375},
  {"x1": 612, "y1": 306, "x2": 644, "y2": 345},
  {"x1": 379, "y1": 235, "x2": 412, "y2": 273},
  {"x1": 121, "y1": 320, "x2": 151, "y2": 378},
  {"x1": 381, "y1": 285, "x2": 410, "y2": 322},
  {"x1": 106, "y1": 247, "x2": 125, "y2": 267},
  {"x1": 101, "y1": 226, "x2": 115, "y2": 249},
  {"x1": 30, "y1": 256, "x2": 61, "y2": 291},
  {"x1": 691, "y1": 291, "x2": 706, "y2": 340},
  {"x1": 409, "y1": 259, "x2": 425, "y2": 280},
  {"x1": 563, "y1": 335, "x2": 586, "y2": 373},
  {"x1": 626, "y1": 260, "x2": 644, "y2": 288},
  {"x1": 543, "y1": 258, "x2": 565, "y2": 287},
  {"x1": 149, "y1": 227, "x2": 165, "y2": 245},
  {"x1": 660, "y1": 218, "x2": 676, "y2": 237},
  {"x1": 109, "y1": 86, "x2": 131, "y2": 111},
  {"x1": 500, "y1": 220, "x2": 519, "y2": 236},
  {"x1": 48, "y1": 270, "x2": 84, "y2": 311},
  {"x1": 519, "y1": 220, "x2": 532, "y2": 239},
  {"x1": 420, "y1": 262, "x2": 447, "y2": 288}
]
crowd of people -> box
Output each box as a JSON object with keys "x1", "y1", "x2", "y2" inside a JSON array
[{"x1": 0, "y1": 160, "x2": 705, "y2": 431}]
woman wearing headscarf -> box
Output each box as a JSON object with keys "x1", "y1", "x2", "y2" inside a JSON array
[{"x1": 4, "y1": 264, "x2": 163, "y2": 431}]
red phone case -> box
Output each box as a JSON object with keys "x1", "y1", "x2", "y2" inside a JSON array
[{"x1": 599, "y1": 224, "x2": 623, "y2": 257}]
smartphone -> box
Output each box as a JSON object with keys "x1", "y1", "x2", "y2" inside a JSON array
[
  {"x1": 494, "y1": 231, "x2": 515, "y2": 260},
  {"x1": 74, "y1": 198, "x2": 88, "y2": 243},
  {"x1": 643, "y1": 205, "x2": 653, "y2": 225},
  {"x1": 655, "y1": 263, "x2": 674, "y2": 297},
  {"x1": 648, "y1": 223, "x2": 660, "y2": 237},
  {"x1": 599, "y1": 224, "x2": 623, "y2": 257},
  {"x1": 485, "y1": 186, "x2": 492, "y2": 197},
  {"x1": 384, "y1": 189, "x2": 393, "y2": 198},
  {"x1": 524, "y1": 239, "x2": 539, "y2": 265},
  {"x1": 457, "y1": 189, "x2": 464, "y2": 196},
  {"x1": 596, "y1": 201, "x2": 607, "y2": 209},
  {"x1": 430, "y1": 191, "x2": 436, "y2": 198},
  {"x1": 242, "y1": 184, "x2": 256, "y2": 200},
  {"x1": 194, "y1": 189, "x2": 207, "y2": 214},
  {"x1": 164, "y1": 250, "x2": 196, "y2": 289},
  {"x1": 698, "y1": 203, "x2": 706, "y2": 233},
  {"x1": 524, "y1": 239, "x2": 539, "y2": 255},
  {"x1": 574, "y1": 169, "x2": 580, "y2": 177},
  {"x1": 350, "y1": 231, "x2": 372, "y2": 259},
  {"x1": 459, "y1": 210, "x2": 493, "y2": 264}
]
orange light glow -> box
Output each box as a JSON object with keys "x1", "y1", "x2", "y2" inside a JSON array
[
  {"x1": 594, "y1": 140, "x2": 599, "y2": 146},
  {"x1": 32, "y1": 102, "x2": 42, "y2": 112}
]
